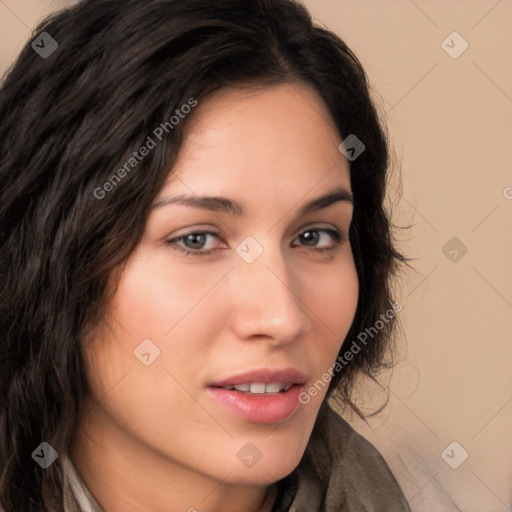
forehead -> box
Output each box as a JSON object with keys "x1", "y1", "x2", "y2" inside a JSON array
[{"x1": 159, "y1": 82, "x2": 350, "y2": 204}]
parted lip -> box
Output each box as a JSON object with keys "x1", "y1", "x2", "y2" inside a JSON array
[{"x1": 208, "y1": 368, "x2": 308, "y2": 387}]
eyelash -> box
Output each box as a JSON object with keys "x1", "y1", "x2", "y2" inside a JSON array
[{"x1": 165, "y1": 228, "x2": 346, "y2": 257}]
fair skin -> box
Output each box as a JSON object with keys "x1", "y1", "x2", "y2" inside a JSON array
[{"x1": 70, "y1": 82, "x2": 359, "y2": 512}]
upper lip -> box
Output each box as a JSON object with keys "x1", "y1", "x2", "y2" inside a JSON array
[{"x1": 208, "y1": 368, "x2": 307, "y2": 387}]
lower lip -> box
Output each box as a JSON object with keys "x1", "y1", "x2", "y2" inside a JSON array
[{"x1": 206, "y1": 385, "x2": 304, "y2": 424}]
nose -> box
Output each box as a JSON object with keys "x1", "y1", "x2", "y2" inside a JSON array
[{"x1": 229, "y1": 244, "x2": 312, "y2": 346}]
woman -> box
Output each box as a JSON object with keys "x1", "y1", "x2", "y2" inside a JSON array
[{"x1": 0, "y1": 0, "x2": 410, "y2": 510}]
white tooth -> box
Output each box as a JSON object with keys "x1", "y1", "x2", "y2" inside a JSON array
[
  {"x1": 234, "y1": 383, "x2": 250, "y2": 392},
  {"x1": 265, "y1": 382, "x2": 282, "y2": 393},
  {"x1": 222, "y1": 385, "x2": 235, "y2": 390},
  {"x1": 283, "y1": 383, "x2": 293, "y2": 391},
  {"x1": 249, "y1": 383, "x2": 266, "y2": 394}
]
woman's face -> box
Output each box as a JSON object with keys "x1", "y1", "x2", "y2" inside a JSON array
[{"x1": 79, "y1": 82, "x2": 358, "y2": 486}]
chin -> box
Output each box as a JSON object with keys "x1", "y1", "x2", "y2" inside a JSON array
[{"x1": 223, "y1": 452, "x2": 303, "y2": 486}]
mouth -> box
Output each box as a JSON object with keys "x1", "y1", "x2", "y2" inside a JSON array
[
  {"x1": 206, "y1": 368, "x2": 307, "y2": 424},
  {"x1": 211, "y1": 382, "x2": 294, "y2": 394}
]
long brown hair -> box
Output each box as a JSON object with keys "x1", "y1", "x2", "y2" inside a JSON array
[{"x1": 0, "y1": 0, "x2": 406, "y2": 509}]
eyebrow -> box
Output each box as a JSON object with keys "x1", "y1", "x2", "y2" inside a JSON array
[{"x1": 151, "y1": 187, "x2": 354, "y2": 216}]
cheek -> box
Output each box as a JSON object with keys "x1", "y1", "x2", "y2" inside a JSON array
[
  {"x1": 305, "y1": 253, "x2": 359, "y2": 344},
  {"x1": 80, "y1": 274, "x2": 228, "y2": 463},
  {"x1": 298, "y1": 253, "x2": 359, "y2": 402},
  {"x1": 83, "y1": 251, "x2": 235, "y2": 429},
  {"x1": 109, "y1": 251, "x2": 223, "y2": 338},
  {"x1": 80, "y1": 252, "x2": 216, "y2": 411},
  {"x1": 105, "y1": 248, "x2": 234, "y2": 372}
]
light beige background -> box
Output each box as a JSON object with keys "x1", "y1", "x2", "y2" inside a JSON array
[{"x1": 1, "y1": 1, "x2": 511, "y2": 511}]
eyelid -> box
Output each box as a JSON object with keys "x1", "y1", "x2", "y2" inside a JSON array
[{"x1": 165, "y1": 224, "x2": 221, "y2": 238}]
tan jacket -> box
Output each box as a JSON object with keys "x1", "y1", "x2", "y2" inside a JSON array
[{"x1": 7, "y1": 405, "x2": 411, "y2": 511}]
